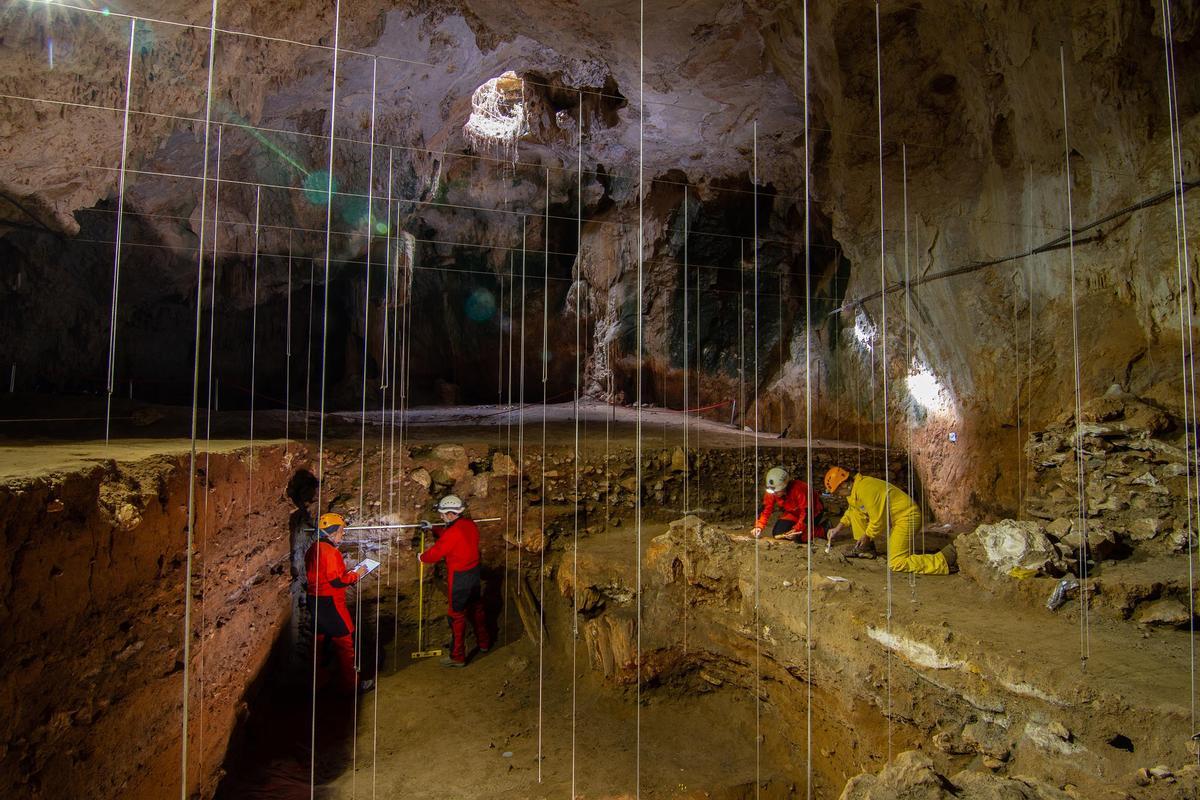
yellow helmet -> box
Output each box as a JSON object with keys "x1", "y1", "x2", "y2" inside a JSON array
[
  {"x1": 318, "y1": 512, "x2": 346, "y2": 535},
  {"x1": 823, "y1": 466, "x2": 851, "y2": 494}
]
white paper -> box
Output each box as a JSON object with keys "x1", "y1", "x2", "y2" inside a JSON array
[{"x1": 358, "y1": 558, "x2": 381, "y2": 575}]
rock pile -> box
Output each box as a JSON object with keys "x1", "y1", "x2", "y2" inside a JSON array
[{"x1": 1023, "y1": 388, "x2": 1193, "y2": 557}]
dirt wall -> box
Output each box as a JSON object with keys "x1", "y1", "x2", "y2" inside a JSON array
[{"x1": 0, "y1": 444, "x2": 301, "y2": 799}]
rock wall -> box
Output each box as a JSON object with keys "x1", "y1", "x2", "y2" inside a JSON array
[
  {"x1": 0, "y1": 445, "x2": 299, "y2": 799},
  {"x1": 1, "y1": 0, "x2": 1197, "y2": 523}
]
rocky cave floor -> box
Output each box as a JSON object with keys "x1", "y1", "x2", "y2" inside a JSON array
[{"x1": 3, "y1": 396, "x2": 1199, "y2": 799}]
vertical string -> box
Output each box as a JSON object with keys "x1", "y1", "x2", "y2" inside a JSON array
[
  {"x1": 248, "y1": 186, "x2": 261, "y2": 510},
  {"x1": 571, "y1": 88, "x2": 583, "y2": 797},
  {"x1": 377, "y1": 151, "x2": 394, "y2": 789},
  {"x1": 801, "y1": 4, "x2": 813, "y2": 796},
  {"x1": 682, "y1": 183, "x2": 689, "y2": 655},
  {"x1": 504, "y1": 247, "x2": 515, "y2": 645},
  {"x1": 902, "y1": 146, "x2": 917, "y2": 601},
  {"x1": 104, "y1": 17, "x2": 137, "y2": 445},
  {"x1": 874, "y1": 1, "x2": 894, "y2": 761},
  {"x1": 180, "y1": 2, "x2": 221, "y2": 795},
  {"x1": 358, "y1": 59, "x2": 378, "y2": 533},
  {"x1": 518, "y1": 217, "x2": 528, "y2": 582},
  {"x1": 311, "y1": 2, "x2": 343, "y2": 794},
  {"x1": 285, "y1": 231, "x2": 293, "y2": 450},
  {"x1": 352, "y1": 58, "x2": 377, "y2": 800},
  {"x1": 752, "y1": 119, "x2": 762, "y2": 800},
  {"x1": 636, "y1": 1, "x2": 645, "y2": 794},
  {"x1": 197, "y1": 121, "x2": 224, "y2": 790},
  {"x1": 537, "y1": 169, "x2": 549, "y2": 783},
  {"x1": 1160, "y1": 0, "x2": 1197, "y2": 746},
  {"x1": 1059, "y1": 46, "x2": 1090, "y2": 672}
]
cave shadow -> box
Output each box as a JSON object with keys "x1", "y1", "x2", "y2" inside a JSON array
[{"x1": 214, "y1": 601, "x2": 398, "y2": 800}]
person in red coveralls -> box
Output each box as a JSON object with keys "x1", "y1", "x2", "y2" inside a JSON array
[
  {"x1": 418, "y1": 494, "x2": 491, "y2": 667},
  {"x1": 305, "y1": 512, "x2": 373, "y2": 693},
  {"x1": 751, "y1": 466, "x2": 826, "y2": 543}
]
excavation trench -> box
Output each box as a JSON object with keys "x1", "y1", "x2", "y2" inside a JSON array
[
  {"x1": 8, "y1": 416, "x2": 1188, "y2": 800},
  {"x1": 209, "y1": 426, "x2": 912, "y2": 799},
  {"x1": 215, "y1": 523, "x2": 913, "y2": 800}
]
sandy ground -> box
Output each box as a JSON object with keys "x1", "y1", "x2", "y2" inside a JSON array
[{"x1": 215, "y1": 572, "x2": 790, "y2": 800}]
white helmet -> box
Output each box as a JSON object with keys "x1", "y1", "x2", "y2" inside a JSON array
[
  {"x1": 765, "y1": 467, "x2": 789, "y2": 494},
  {"x1": 436, "y1": 494, "x2": 465, "y2": 514}
]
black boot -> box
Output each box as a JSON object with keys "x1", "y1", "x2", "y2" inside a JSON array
[{"x1": 940, "y1": 543, "x2": 959, "y2": 574}]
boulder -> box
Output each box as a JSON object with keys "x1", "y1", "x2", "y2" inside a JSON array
[
  {"x1": 491, "y1": 452, "x2": 517, "y2": 477},
  {"x1": 408, "y1": 467, "x2": 431, "y2": 491},
  {"x1": 1128, "y1": 517, "x2": 1167, "y2": 542},
  {"x1": 1061, "y1": 523, "x2": 1122, "y2": 561},
  {"x1": 1134, "y1": 598, "x2": 1192, "y2": 627},
  {"x1": 973, "y1": 520, "x2": 1056, "y2": 575}
]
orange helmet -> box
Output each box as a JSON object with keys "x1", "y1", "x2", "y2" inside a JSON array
[
  {"x1": 318, "y1": 512, "x2": 346, "y2": 535},
  {"x1": 823, "y1": 466, "x2": 851, "y2": 494}
]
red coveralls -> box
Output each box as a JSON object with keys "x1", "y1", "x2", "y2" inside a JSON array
[
  {"x1": 305, "y1": 536, "x2": 361, "y2": 693},
  {"x1": 756, "y1": 479, "x2": 826, "y2": 542},
  {"x1": 419, "y1": 517, "x2": 490, "y2": 663}
]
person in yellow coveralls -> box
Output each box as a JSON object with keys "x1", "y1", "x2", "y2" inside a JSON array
[{"x1": 823, "y1": 466, "x2": 957, "y2": 575}]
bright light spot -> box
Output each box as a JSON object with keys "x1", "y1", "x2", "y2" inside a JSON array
[
  {"x1": 853, "y1": 308, "x2": 876, "y2": 348},
  {"x1": 463, "y1": 71, "x2": 526, "y2": 160},
  {"x1": 906, "y1": 362, "x2": 952, "y2": 415}
]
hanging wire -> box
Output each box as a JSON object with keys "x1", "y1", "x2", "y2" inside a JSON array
[
  {"x1": 310, "y1": 3, "x2": 343, "y2": 795},
  {"x1": 179, "y1": 2, "x2": 221, "y2": 796},
  {"x1": 1160, "y1": 0, "x2": 1198, "y2": 750},
  {"x1": 571, "y1": 88, "x2": 583, "y2": 796},
  {"x1": 801, "y1": 4, "x2": 814, "y2": 795},
  {"x1": 752, "y1": 119, "x2": 762, "y2": 800},
  {"x1": 103, "y1": 18, "x2": 136, "y2": 445},
  {"x1": 635, "y1": 1, "x2": 645, "y2": 794},
  {"x1": 1059, "y1": 46, "x2": 1090, "y2": 673},
  {"x1": 874, "y1": 1, "x2": 895, "y2": 761}
]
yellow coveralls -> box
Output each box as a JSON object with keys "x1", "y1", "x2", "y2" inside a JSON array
[{"x1": 840, "y1": 474, "x2": 949, "y2": 575}]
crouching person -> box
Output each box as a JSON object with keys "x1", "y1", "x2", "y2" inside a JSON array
[{"x1": 823, "y1": 466, "x2": 956, "y2": 575}]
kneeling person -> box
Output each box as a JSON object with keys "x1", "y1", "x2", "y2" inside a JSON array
[
  {"x1": 418, "y1": 495, "x2": 491, "y2": 667},
  {"x1": 824, "y1": 466, "x2": 956, "y2": 575},
  {"x1": 751, "y1": 466, "x2": 826, "y2": 543}
]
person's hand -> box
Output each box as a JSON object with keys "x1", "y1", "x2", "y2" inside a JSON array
[
  {"x1": 827, "y1": 524, "x2": 843, "y2": 544},
  {"x1": 419, "y1": 520, "x2": 433, "y2": 532},
  {"x1": 354, "y1": 564, "x2": 368, "y2": 576},
  {"x1": 779, "y1": 530, "x2": 801, "y2": 541},
  {"x1": 751, "y1": 527, "x2": 763, "y2": 539}
]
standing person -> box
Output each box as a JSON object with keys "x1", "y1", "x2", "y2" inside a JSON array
[
  {"x1": 305, "y1": 512, "x2": 374, "y2": 693},
  {"x1": 751, "y1": 466, "x2": 826, "y2": 543},
  {"x1": 824, "y1": 466, "x2": 956, "y2": 575},
  {"x1": 418, "y1": 495, "x2": 491, "y2": 668}
]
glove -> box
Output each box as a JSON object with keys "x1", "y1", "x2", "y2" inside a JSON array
[{"x1": 419, "y1": 520, "x2": 433, "y2": 531}]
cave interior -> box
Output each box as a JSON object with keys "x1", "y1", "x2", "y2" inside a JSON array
[{"x1": 1, "y1": 1, "x2": 1199, "y2": 798}]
